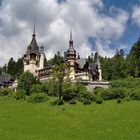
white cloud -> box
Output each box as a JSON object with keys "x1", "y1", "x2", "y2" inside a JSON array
[
  {"x1": 132, "y1": 5, "x2": 140, "y2": 27},
  {"x1": 0, "y1": 0, "x2": 129, "y2": 66}
]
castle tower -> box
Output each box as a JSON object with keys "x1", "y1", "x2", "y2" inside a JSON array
[
  {"x1": 23, "y1": 23, "x2": 40, "y2": 76},
  {"x1": 65, "y1": 30, "x2": 76, "y2": 80},
  {"x1": 96, "y1": 46, "x2": 102, "y2": 81},
  {"x1": 39, "y1": 46, "x2": 45, "y2": 69}
]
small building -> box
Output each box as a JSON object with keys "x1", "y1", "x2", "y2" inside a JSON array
[{"x1": 0, "y1": 74, "x2": 15, "y2": 88}]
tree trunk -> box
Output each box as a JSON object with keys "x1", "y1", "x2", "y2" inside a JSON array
[{"x1": 59, "y1": 78, "x2": 62, "y2": 100}]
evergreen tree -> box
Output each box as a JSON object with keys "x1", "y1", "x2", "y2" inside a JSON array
[
  {"x1": 101, "y1": 49, "x2": 127, "y2": 80},
  {"x1": 15, "y1": 58, "x2": 24, "y2": 77},
  {"x1": 48, "y1": 51, "x2": 65, "y2": 65},
  {"x1": 127, "y1": 38, "x2": 140, "y2": 77},
  {"x1": 7, "y1": 57, "x2": 16, "y2": 76}
]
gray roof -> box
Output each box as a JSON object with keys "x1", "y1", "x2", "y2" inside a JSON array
[
  {"x1": 0, "y1": 75, "x2": 14, "y2": 86},
  {"x1": 76, "y1": 58, "x2": 87, "y2": 69},
  {"x1": 89, "y1": 63, "x2": 98, "y2": 71},
  {"x1": 67, "y1": 40, "x2": 76, "y2": 55},
  {"x1": 26, "y1": 34, "x2": 39, "y2": 55}
]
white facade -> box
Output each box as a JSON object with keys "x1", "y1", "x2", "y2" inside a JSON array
[{"x1": 23, "y1": 31, "x2": 45, "y2": 76}]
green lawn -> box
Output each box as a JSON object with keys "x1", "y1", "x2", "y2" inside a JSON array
[{"x1": 0, "y1": 97, "x2": 140, "y2": 140}]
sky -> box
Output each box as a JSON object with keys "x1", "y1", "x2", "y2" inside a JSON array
[{"x1": 0, "y1": 0, "x2": 140, "y2": 66}]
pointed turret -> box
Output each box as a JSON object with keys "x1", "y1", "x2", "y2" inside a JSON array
[
  {"x1": 65, "y1": 30, "x2": 76, "y2": 80},
  {"x1": 66, "y1": 30, "x2": 76, "y2": 58},
  {"x1": 26, "y1": 21, "x2": 39, "y2": 54},
  {"x1": 24, "y1": 22, "x2": 41, "y2": 76},
  {"x1": 96, "y1": 46, "x2": 102, "y2": 81}
]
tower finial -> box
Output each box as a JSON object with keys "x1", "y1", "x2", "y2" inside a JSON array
[
  {"x1": 70, "y1": 29, "x2": 72, "y2": 41},
  {"x1": 69, "y1": 29, "x2": 73, "y2": 46},
  {"x1": 96, "y1": 45, "x2": 102, "y2": 81},
  {"x1": 33, "y1": 17, "x2": 36, "y2": 36},
  {"x1": 96, "y1": 45, "x2": 100, "y2": 68}
]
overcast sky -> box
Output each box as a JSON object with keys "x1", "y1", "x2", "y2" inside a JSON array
[{"x1": 0, "y1": 0, "x2": 140, "y2": 66}]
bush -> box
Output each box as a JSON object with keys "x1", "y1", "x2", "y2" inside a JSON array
[
  {"x1": 94, "y1": 88, "x2": 109, "y2": 100},
  {"x1": 54, "y1": 99, "x2": 65, "y2": 105},
  {"x1": 123, "y1": 96, "x2": 131, "y2": 102},
  {"x1": 111, "y1": 77, "x2": 140, "y2": 89},
  {"x1": 73, "y1": 83, "x2": 87, "y2": 95},
  {"x1": 69, "y1": 99, "x2": 77, "y2": 105},
  {"x1": 30, "y1": 84, "x2": 49, "y2": 95},
  {"x1": 0, "y1": 88, "x2": 13, "y2": 96},
  {"x1": 117, "y1": 98, "x2": 122, "y2": 103},
  {"x1": 83, "y1": 99, "x2": 92, "y2": 105},
  {"x1": 78, "y1": 97, "x2": 86, "y2": 103},
  {"x1": 112, "y1": 88, "x2": 126, "y2": 99},
  {"x1": 27, "y1": 93, "x2": 49, "y2": 103},
  {"x1": 94, "y1": 87, "x2": 128, "y2": 101},
  {"x1": 63, "y1": 87, "x2": 76, "y2": 102},
  {"x1": 78, "y1": 93, "x2": 95, "y2": 104},
  {"x1": 78, "y1": 91, "x2": 95, "y2": 101},
  {"x1": 95, "y1": 96, "x2": 103, "y2": 104},
  {"x1": 13, "y1": 90, "x2": 26, "y2": 100},
  {"x1": 131, "y1": 89, "x2": 140, "y2": 100}
]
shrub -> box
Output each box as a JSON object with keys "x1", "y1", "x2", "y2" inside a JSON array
[
  {"x1": 62, "y1": 85, "x2": 77, "y2": 102},
  {"x1": 111, "y1": 77, "x2": 140, "y2": 89},
  {"x1": 30, "y1": 84, "x2": 43, "y2": 94},
  {"x1": 117, "y1": 98, "x2": 122, "y2": 103},
  {"x1": 45, "y1": 80, "x2": 58, "y2": 96},
  {"x1": 63, "y1": 83, "x2": 93, "y2": 102},
  {"x1": 78, "y1": 91, "x2": 95, "y2": 100},
  {"x1": 78, "y1": 92, "x2": 95, "y2": 105},
  {"x1": 94, "y1": 87, "x2": 128, "y2": 100},
  {"x1": 94, "y1": 88, "x2": 113, "y2": 100},
  {"x1": 83, "y1": 99, "x2": 92, "y2": 105},
  {"x1": 54, "y1": 99, "x2": 65, "y2": 105},
  {"x1": 95, "y1": 96, "x2": 103, "y2": 104},
  {"x1": 69, "y1": 99, "x2": 77, "y2": 105},
  {"x1": 78, "y1": 97, "x2": 86, "y2": 103},
  {"x1": 30, "y1": 84, "x2": 49, "y2": 95},
  {"x1": 123, "y1": 96, "x2": 131, "y2": 102},
  {"x1": 63, "y1": 92, "x2": 76, "y2": 102},
  {"x1": 13, "y1": 90, "x2": 26, "y2": 100},
  {"x1": 27, "y1": 93, "x2": 49, "y2": 103},
  {"x1": 131, "y1": 89, "x2": 140, "y2": 100},
  {"x1": 73, "y1": 83, "x2": 87, "y2": 95},
  {"x1": 0, "y1": 88, "x2": 13, "y2": 96},
  {"x1": 112, "y1": 88, "x2": 126, "y2": 99}
]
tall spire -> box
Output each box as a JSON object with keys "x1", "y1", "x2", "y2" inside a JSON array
[
  {"x1": 26, "y1": 18, "x2": 39, "y2": 54},
  {"x1": 70, "y1": 29, "x2": 72, "y2": 41},
  {"x1": 96, "y1": 45, "x2": 102, "y2": 81},
  {"x1": 33, "y1": 18, "x2": 36, "y2": 36},
  {"x1": 96, "y1": 45, "x2": 101, "y2": 69},
  {"x1": 69, "y1": 29, "x2": 73, "y2": 45},
  {"x1": 66, "y1": 29, "x2": 76, "y2": 57}
]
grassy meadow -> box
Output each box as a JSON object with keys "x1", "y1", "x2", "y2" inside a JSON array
[{"x1": 0, "y1": 97, "x2": 140, "y2": 140}]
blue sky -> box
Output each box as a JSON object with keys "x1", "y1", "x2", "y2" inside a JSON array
[
  {"x1": 0, "y1": 0, "x2": 140, "y2": 65},
  {"x1": 104, "y1": 0, "x2": 140, "y2": 54}
]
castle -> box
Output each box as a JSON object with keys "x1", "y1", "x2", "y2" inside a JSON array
[{"x1": 23, "y1": 27, "x2": 102, "y2": 82}]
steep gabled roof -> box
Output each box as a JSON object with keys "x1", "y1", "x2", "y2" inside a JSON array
[
  {"x1": 67, "y1": 30, "x2": 76, "y2": 55},
  {"x1": 76, "y1": 58, "x2": 87, "y2": 69},
  {"x1": 26, "y1": 24, "x2": 39, "y2": 55}
]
